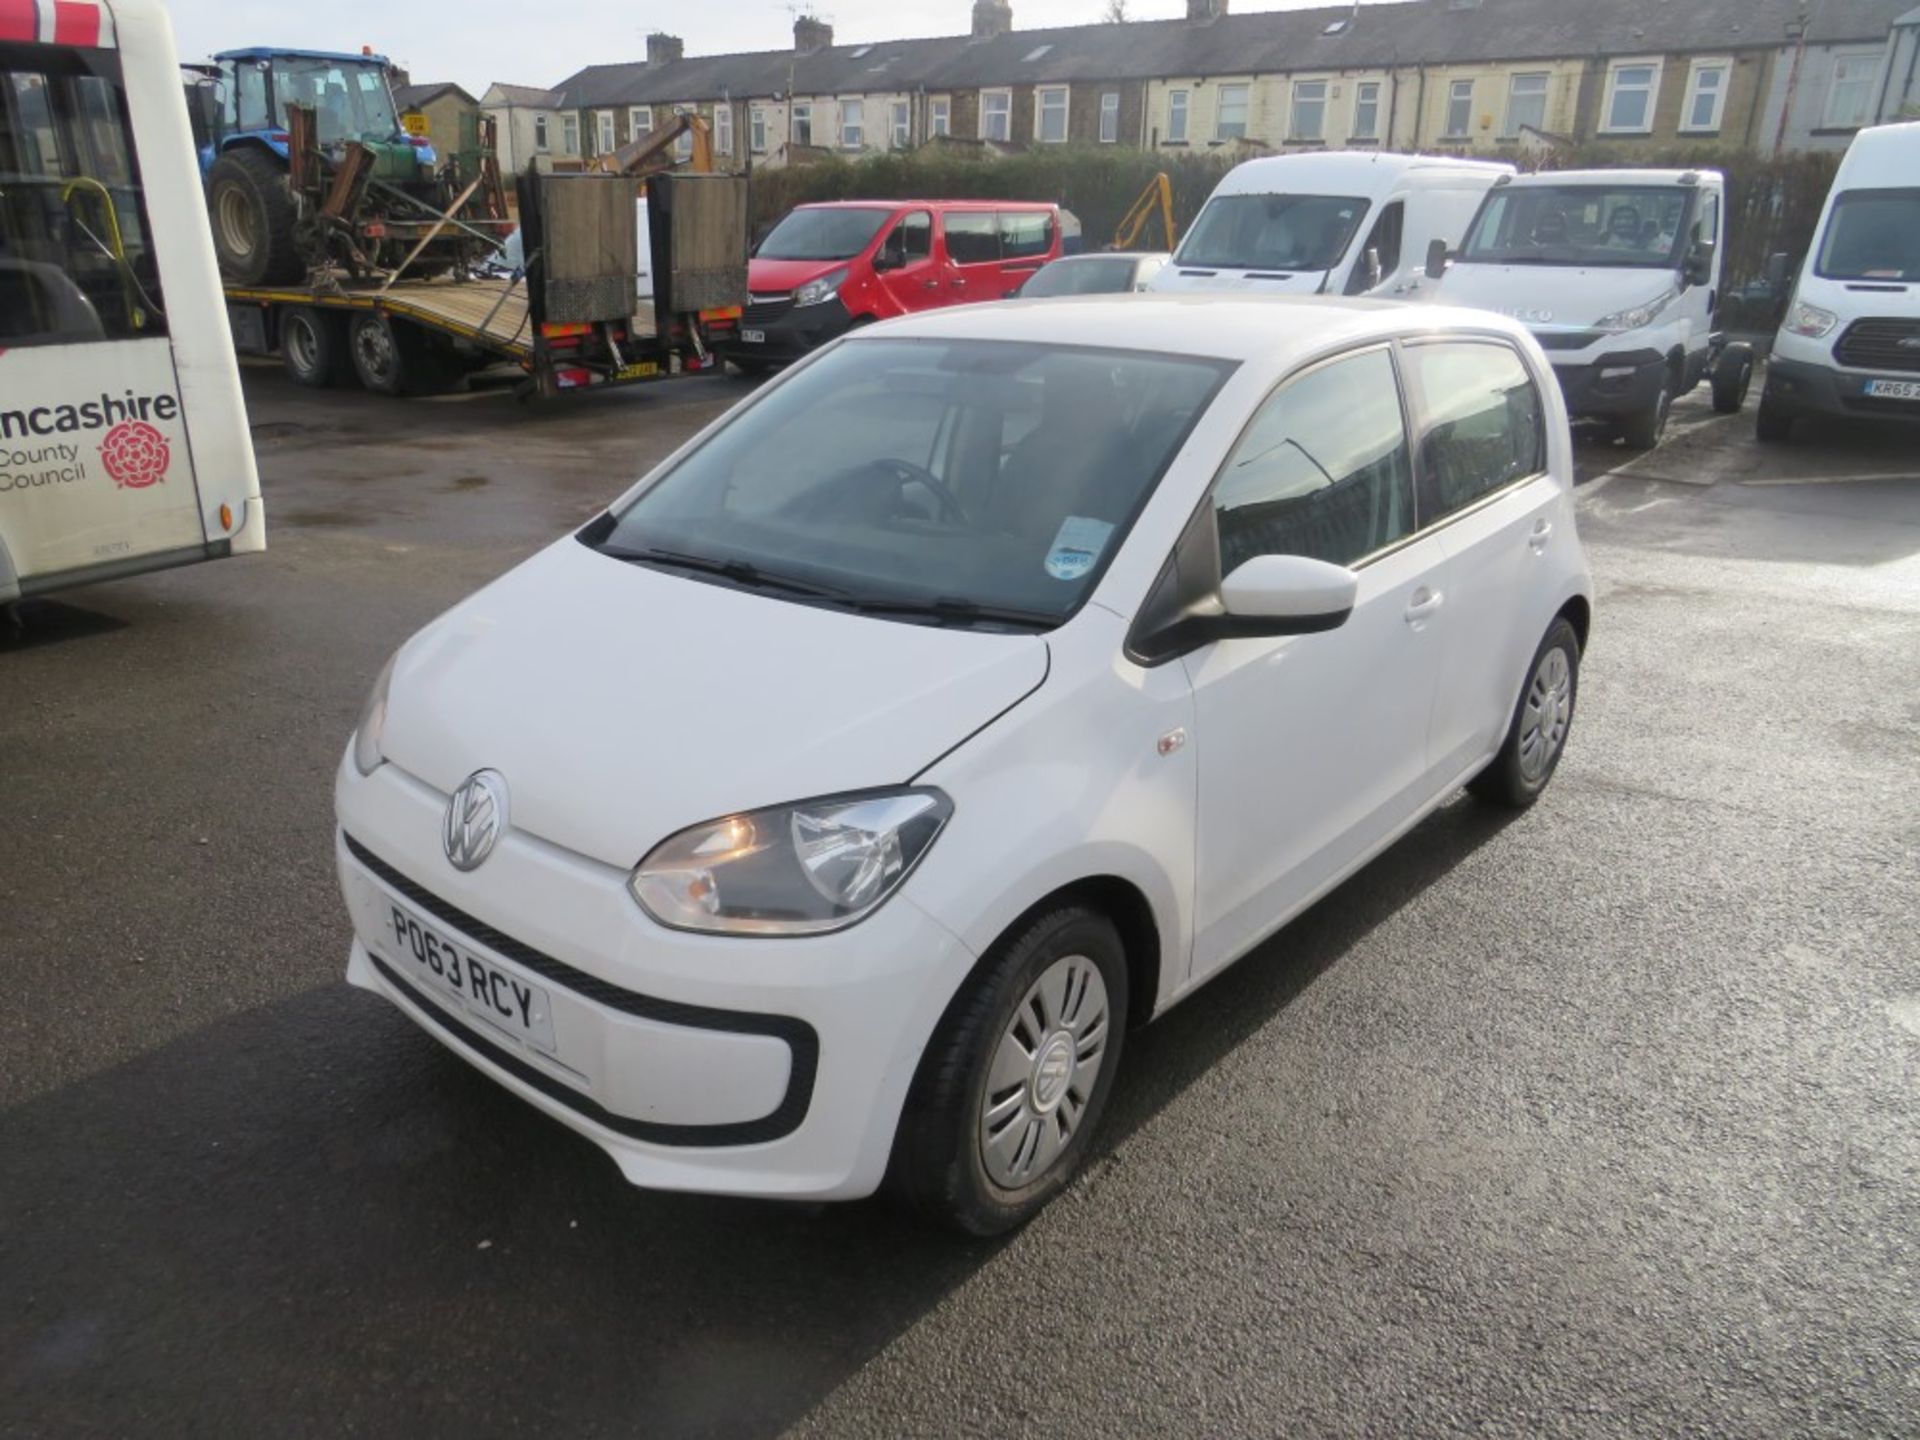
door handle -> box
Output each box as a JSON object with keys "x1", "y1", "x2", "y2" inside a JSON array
[
  {"x1": 920, "y1": 279, "x2": 941, "y2": 290},
  {"x1": 1528, "y1": 519, "x2": 1554, "y2": 551},
  {"x1": 1404, "y1": 588, "x2": 1444, "y2": 624}
]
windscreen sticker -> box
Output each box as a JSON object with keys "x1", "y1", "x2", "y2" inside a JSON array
[{"x1": 1045, "y1": 516, "x2": 1115, "y2": 581}]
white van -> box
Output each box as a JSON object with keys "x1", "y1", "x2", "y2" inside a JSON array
[
  {"x1": 1758, "y1": 121, "x2": 1920, "y2": 443},
  {"x1": 1432, "y1": 169, "x2": 1753, "y2": 449},
  {"x1": 1149, "y1": 151, "x2": 1513, "y2": 301}
]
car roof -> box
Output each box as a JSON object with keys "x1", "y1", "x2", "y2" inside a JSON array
[
  {"x1": 1500, "y1": 168, "x2": 1719, "y2": 188},
  {"x1": 796, "y1": 199, "x2": 1056, "y2": 212},
  {"x1": 215, "y1": 47, "x2": 392, "y2": 66},
  {"x1": 854, "y1": 294, "x2": 1536, "y2": 368},
  {"x1": 1837, "y1": 121, "x2": 1920, "y2": 189},
  {"x1": 1211, "y1": 150, "x2": 1513, "y2": 198}
]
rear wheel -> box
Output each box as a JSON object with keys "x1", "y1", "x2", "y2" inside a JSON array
[
  {"x1": 207, "y1": 148, "x2": 301, "y2": 285},
  {"x1": 1468, "y1": 617, "x2": 1581, "y2": 809},
  {"x1": 279, "y1": 307, "x2": 346, "y2": 388},
  {"x1": 347, "y1": 313, "x2": 454, "y2": 397}
]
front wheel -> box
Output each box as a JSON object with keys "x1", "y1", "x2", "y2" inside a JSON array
[
  {"x1": 1710, "y1": 345, "x2": 1754, "y2": 414},
  {"x1": 1621, "y1": 375, "x2": 1671, "y2": 451},
  {"x1": 1468, "y1": 617, "x2": 1581, "y2": 809},
  {"x1": 889, "y1": 906, "x2": 1128, "y2": 1236}
]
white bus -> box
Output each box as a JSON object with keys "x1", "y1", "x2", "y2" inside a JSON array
[{"x1": 2, "y1": 0, "x2": 262, "y2": 613}]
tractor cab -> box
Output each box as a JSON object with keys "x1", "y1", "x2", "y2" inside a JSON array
[{"x1": 196, "y1": 49, "x2": 429, "y2": 177}]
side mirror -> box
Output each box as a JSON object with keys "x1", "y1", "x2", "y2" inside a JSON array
[
  {"x1": 1764, "y1": 251, "x2": 1791, "y2": 287},
  {"x1": 1424, "y1": 237, "x2": 1451, "y2": 280},
  {"x1": 871, "y1": 249, "x2": 900, "y2": 273},
  {"x1": 1362, "y1": 244, "x2": 1383, "y2": 292},
  {"x1": 1683, "y1": 240, "x2": 1714, "y2": 288},
  {"x1": 1219, "y1": 554, "x2": 1357, "y2": 632}
]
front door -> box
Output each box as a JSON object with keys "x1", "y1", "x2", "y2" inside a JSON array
[
  {"x1": 872, "y1": 209, "x2": 939, "y2": 317},
  {"x1": 1185, "y1": 345, "x2": 1448, "y2": 981}
]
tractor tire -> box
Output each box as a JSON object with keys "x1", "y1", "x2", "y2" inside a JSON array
[{"x1": 208, "y1": 148, "x2": 302, "y2": 286}]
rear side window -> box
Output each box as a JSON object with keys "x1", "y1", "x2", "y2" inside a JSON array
[
  {"x1": 999, "y1": 210, "x2": 1052, "y2": 260},
  {"x1": 944, "y1": 212, "x2": 1000, "y2": 266},
  {"x1": 0, "y1": 44, "x2": 166, "y2": 346},
  {"x1": 1211, "y1": 347, "x2": 1415, "y2": 572},
  {"x1": 1403, "y1": 341, "x2": 1546, "y2": 522}
]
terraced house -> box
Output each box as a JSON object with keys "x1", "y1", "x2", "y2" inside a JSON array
[{"x1": 496, "y1": 0, "x2": 1920, "y2": 172}]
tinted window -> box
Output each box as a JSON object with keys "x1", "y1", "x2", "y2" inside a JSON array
[
  {"x1": 1175, "y1": 193, "x2": 1370, "y2": 272},
  {"x1": 1213, "y1": 348, "x2": 1413, "y2": 573},
  {"x1": 1021, "y1": 257, "x2": 1139, "y2": 297},
  {"x1": 593, "y1": 339, "x2": 1233, "y2": 625},
  {"x1": 945, "y1": 212, "x2": 999, "y2": 266},
  {"x1": 999, "y1": 210, "x2": 1052, "y2": 260},
  {"x1": 757, "y1": 207, "x2": 890, "y2": 261},
  {"x1": 896, "y1": 210, "x2": 932, "y2": 262},
  {"x1": 1404, "y1": 341, "x2": 1545, "y2": 521}
]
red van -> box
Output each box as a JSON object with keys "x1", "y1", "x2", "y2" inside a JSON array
[{"x1": 724, "y1": 200, "x2": 1065, "y2": 369}]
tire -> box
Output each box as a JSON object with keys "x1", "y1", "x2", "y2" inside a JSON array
[
  {"x1": 347, "y1": 313, "x2": 454, "y2": 397},
  {"x1": 1710, "y1": 345, "x2": 1754, "y2": 415},
  {"x1": 279, "y1": 307, "x2": 346, "y2": 388},
  {"x1": 1755, "y1": 388, "x2": 1795, "y2": 444},
  {"x1": 889, "y1": 906, "x2": 1129, "y2": 1236},
  {"x1": 1620, "y1": 374, "x2": 1672, "y2": 451},
  {"x1": 728, "y1": 358, "x2": 773, "y2": 377},
  {"x1": 1468, "y1": 617, "x2": 1581, "y2": 809},
  {"x1": 207, "y1": 148, "x2": 301, "y2": 286}
]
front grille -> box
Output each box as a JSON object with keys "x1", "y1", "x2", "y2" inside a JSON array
[
  {"x1": 743, "y1": 295, "x2": 794, "y2": 327},
  {"x1": 1533, "y1": 330, "x2": 1605, "y2": 352},
  {"x1": 1834, "y1": 318, "x2": 1920, "y2": 374}
]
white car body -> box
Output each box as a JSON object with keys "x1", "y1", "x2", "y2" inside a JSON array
[
  {"x1": 1149, "y1": 152, "x2": 1512, "y2": 302},
  {"x1": 1763, "y1": 122, "x2": 1920, "y2": 435},
  {"x1": 1433, "y1": 169, "x2": 1728, "y2": 436},
  {"x1": 335, "y1": 296, "x2": 1593, "y2": 1208}
]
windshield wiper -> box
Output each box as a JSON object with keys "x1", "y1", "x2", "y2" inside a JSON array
[
  {"x1": 842, "y1": 595, "x2": 1056, "y2": 631},
  {"x1": 604, "y1": 546, "x2": 849, "y2": 598}
]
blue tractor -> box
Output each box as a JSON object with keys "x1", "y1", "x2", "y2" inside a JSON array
[{"x1": 183, "y1": 48, "x2": 507, "y2": 286}]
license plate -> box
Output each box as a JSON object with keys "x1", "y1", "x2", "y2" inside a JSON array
[
  {"x1": 1865, "y1": 378, "x2": 1920, "y2": 401},
  {"x1": 383, "y1": 901, "x2": 557, "y2": 1053},
  {"x1": 740, "y1": 329, "x2": 766, "y2": 344},
  {"x1": 615, "y1": 360, "x2": 659, "y2": 381}
]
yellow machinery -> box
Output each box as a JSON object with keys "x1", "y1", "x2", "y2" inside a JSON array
[{"x1": 1114, "y1": 171, "x2": 1177, "y2": 250}]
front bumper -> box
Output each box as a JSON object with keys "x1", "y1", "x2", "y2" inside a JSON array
[
  {"x1": 1549, "y1": 348, "x2": 1667, "y2": 422},
  {"x1": 1761, "y1": 354, "x2": 1920, "y2": 425},
  {"x1": 336, "y1": 757, "x2": 977, "y2": 1201},
  {"x1": 717, "y1": 296, "x2": 855, "y2": 365}
]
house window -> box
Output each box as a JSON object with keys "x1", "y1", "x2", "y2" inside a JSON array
[
  {"x1": 1036, "y1": 86, "x2": 1069, "y2": 144},
  {"x1": 1352, "y1": 80, "x2": 1381, "y2": 140},
  {"x1": 1444, "y1": 79, "x2": 1475, "y2": 138},
  {"x1": 930, "y1": 95, "x2": 951, "y2": 137},
  {"x1": 1822, "y1": 53, "x2": 1879, "y2": 130},
  {"x1": 675, "y1": 113, "x2": 693, "y2": 160},
  {"x1": 533, "y1": 114, "x2": 549, "y2": 151},
  {"x1": 839, "y1": 98, "x2": 864, "y2": 149},
  {"x1": 1290, "y1": 79, "x2": 1328, "y2": 141},
  {"x1": 981, "y1": 89, "x2": 1011, "y2": 141},
  {"x1": 1680, "y1": 60, "x2": 1729, "y2": 133},
  {"x1": 715, "y1": 104, "x2": 733, "y2": 155},
  {"x1": 750, "y1": 106, "x2": 767, "y2": 152},
  {"x1": 629, "y1": 106, "x2": 652, "y2": 138},
  {"x1": 1216, "y1": 82, "x2": 1249, "y2": 139},
  {"x1": 1167, "y1": 88, "x2": 1189, "y2": 143},
  {"x1": 1601, "y1": 59, "x2": 1659, "y2": 134},
  {"x1": 792, "y1": 103, "x2": 813, "y2": 147},
  {"x1": 1100, "y1": 91, "x2": 1120, "y2": 144},
  {"x1": 595, "y1": 110, "x2": 615, "y2": 155},
  {"x1": 561, "y1": 114, "x2": 578, "y2": 154},
  {"x1": 1504, "y1": 72, "x2": 1549, "y2": 136},
  {"x1": 892, "y1": 98, "x2": 911, "y2": 148}
]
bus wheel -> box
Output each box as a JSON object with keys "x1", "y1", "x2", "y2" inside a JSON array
[{"x1": 280, "y1": 307, "x2": 347, "y2": 388}]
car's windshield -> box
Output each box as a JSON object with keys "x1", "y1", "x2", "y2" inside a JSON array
[
  {"x1": 756, "y1": 208, "x2": 892, "y2": 261},
  {"x1": 1815, "y1": 188, "x2": 1920, "y2": 282},
  {"x1": 1173, "y1": 193, "x2": 1369, "y2": 272},
  {"x1": 587, "y1": 338, "x2": 1234, "y2": 626},
  {"x1": 271, "y1": 59, "x2": 398, "y2": 145},
  {"x1": 1022, "y1": 257, "x2": 1141, "y2": 297},
  {"x1": 1460, "y1": 184, "x2": 1695, "y2": 268}
]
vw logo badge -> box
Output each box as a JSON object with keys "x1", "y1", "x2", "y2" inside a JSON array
[{"x1": 444, "y1": 770, "x2": 509, "y2": 872}]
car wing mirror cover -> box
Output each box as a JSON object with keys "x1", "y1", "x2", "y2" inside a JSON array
[{"x1": 1221, "y1": 554, "x2": 1358, "y2": 625}]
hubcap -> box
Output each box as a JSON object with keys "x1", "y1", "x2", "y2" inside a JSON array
[
  {"x1": 1518, "y1": 644, "x2": 1573, "y2": 783},
  {"x1": 978, "y1": 954, "x2": 1109, "y2": 1189},
  {"x1": 286, "y1": 316, "x2": 317, "y2": 373},
  {"x1": 354, "y1": 320, "x2": 396, "y2": 382},
  {"x1": 217, "y1": 187, "x2": 255, "y2": 259}
]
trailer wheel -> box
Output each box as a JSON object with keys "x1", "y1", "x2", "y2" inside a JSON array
[
  {"x1": 280, "y1": 307, "x2": 347, "y2": 388},
  {"x1": 348, "y1": 313, "x2": 458, "y2": 397},
  {"x1": 207, "y1": 148, "x2": 301, "y2": 286}
]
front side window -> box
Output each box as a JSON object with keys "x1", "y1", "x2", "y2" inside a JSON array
[
  {"x1": 1460, "y1": 183, "x2": 1694, "y2": 268},
  {"x1": 1603, "y1": 61, "x2": 1659, "y2": 133},
  {"x1": 1291, "y1": 80, "x2": 1327, "y2": 141},
  {"x1": 880, "y1": 210, "x2": 932, "y2": 266},
  {"x1": 756, "y1": 207, "x2": 891, "y2": 261},
  {"x1": 1175, "y1": 192, "x2": 1370, "y2": 272},
  {"x1": 1000, "y1": 210, "x2": 1053, "y2": 260},
  {"x1": 1815, "y1": 189, "x2": 1920, "y2": 281},
  {"x1": 590, "y1": 339, "x2": 1233, "y2": 625},
  {"x1": 791, "y1": 103, "x2": 813, "y2": 147},
  {"x1": 981, "y1": 90, "x2": 1011, "y2": 142},
  {"x1": 1344, "y1": 200, "x2": 1403, "y2": 294},
  {"x1": 1445, "y1": 79, "x2": 1475, "y2": 138},
  {"x1": 839, "y1": 98, "x2": 863, "y2": 149},
  {"x1": 1100, "y1": 91, "x2": 1120, "y2": 144},
  {"x1": 1402, "y1": 341, "x2": 1545, "y2": 523},
  {"x1": 1822, "y1": 53, "x2": 1880, "y2": 130},
  {"x1": 1213, "y1": 347, "x2": 1413, "y2": 573},
  {"x1": 1681, "y1": 60, "x2": 1729, "y2": 133},
  {"x1": 891, "y1": 99, "x2": 910, "y2": 148},
  {"x1": 1216, "y1": 83, "x2": 1250, "y2": 139},
  {"x1": 1037, "y1": 87, "x2": 1068, "y2": 144},
  {"x1": 269, "y1": 59, "x2": 398, "y2": 144},
  {"x1": 930, "y1": 96, "x2": 951, "y2": 137},
  {"x1": 0, "y1": 47, "x2": 167, "y2": 345},
  {"x1": 1167, "y1": 88, "x2": 1189, "y2": 143},
  {"x1": 1352, "y1": 81, "x2": 1380, "y2": 139},
  {"x1": 944, "y1": 212, "x2": 999, "y2": 266},
  {"x1": 1505, "y1": 72, "x2": 1548, "y2": 136}
]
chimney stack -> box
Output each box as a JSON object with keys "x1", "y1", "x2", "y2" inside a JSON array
[
  {"x1": 793, "y1": 15, "x2": 834, "y2": 53},
  {"x1": 972, "y1": 1, "x2": 1013, "y2": 40},
  {"x1": 1187, "y1": 0, "x2": 1228, "y2": 20},
  {"x1": 646, "y1": 32, "x2": 684, "y2": 66}
]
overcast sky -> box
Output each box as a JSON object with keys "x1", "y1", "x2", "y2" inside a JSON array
[{"x1": 166, "y1": 1, "x2": 1364, "y2": 97}]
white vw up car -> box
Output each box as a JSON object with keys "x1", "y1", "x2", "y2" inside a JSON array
[{"x1": 336, "y1": 297, "x2": 1593, "y2": 1234}]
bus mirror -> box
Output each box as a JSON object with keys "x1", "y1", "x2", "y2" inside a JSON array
[{"x1": 1425, "y1": 237, "x2": 1451, "y2": 280}]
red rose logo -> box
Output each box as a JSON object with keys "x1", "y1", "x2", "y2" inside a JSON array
[{"x1": 100, "y1": 419, "x2": 170, "y2": 489}]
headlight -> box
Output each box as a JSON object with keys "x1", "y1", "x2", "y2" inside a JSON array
[
  {"x1": 793, "y1": 267, "x2": 849, "y2": 307},
  {"x1": 351, "y1": 652, "x2": 397, "y2": 777},
  {"x1": 1595, "y1": 288, "x2": 1679, "y2": 332},
  {"x1": 1783, "y1": 301, "x2": 1838, "y2": 338},
  {"x1": 629, "y1": 788, "x2": 951, "y2": 936}
]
